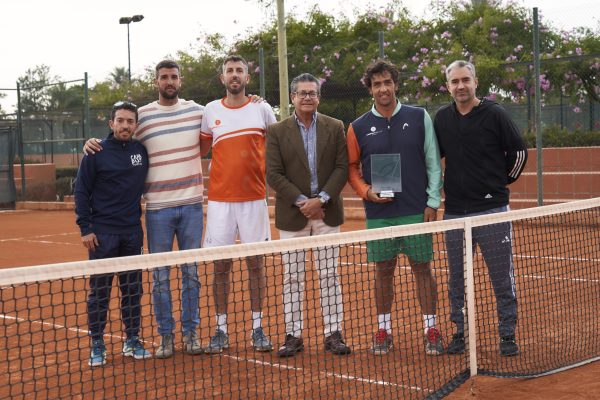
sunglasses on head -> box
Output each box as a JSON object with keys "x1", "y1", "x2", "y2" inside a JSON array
[{"x1": 112, "y1": 101, "x2": 137, "y2": 110}]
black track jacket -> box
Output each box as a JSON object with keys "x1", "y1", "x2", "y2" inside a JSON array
[{"x1": 434, "y1": 98, "x2": 528, "y2": 214}]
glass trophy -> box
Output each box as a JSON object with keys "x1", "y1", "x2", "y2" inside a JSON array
[{"x1": 371, "y1": 154, "x2": 401, "y2": 198}]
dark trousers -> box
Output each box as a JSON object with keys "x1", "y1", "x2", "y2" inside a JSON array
[
  {"x1": 87, "y1": 231, "x2": 143, "y2": 341},
  {"x1": 444, "y1": 207, "x2": 518, "y2": 337}
]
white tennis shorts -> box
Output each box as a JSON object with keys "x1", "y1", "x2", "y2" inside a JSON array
[{"x1": 203, "y1": 199, "x2": 271, "y2": 247}]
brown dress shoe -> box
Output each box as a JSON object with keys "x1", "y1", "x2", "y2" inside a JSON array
[
  {"x1": 324, "y1": 331, "x2": 351, "y2": 355},
  {"x1": 277, "y1": 334, "x2": 304, "y2": 357}
]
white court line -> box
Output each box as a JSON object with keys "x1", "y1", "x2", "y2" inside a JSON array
[
  {"x1": 340, "y1": 249, "x2": 600, "y2": 284},
  {"x1": 521, "y1": 274, "x2": 600, "y2": 283},
  {"x1": 0, "y1": 313, "x2": 158, "y2": 346},
  {"x1": 0, "y1": 231, "x2": 79, "y2": 243},
  {"x1": 18, "y1": 239, "x2": 80, "y2": 246},
  {"x1": 0, "y1": 312, "x2": 431, "y2": 394},
  {"x1": 345, "y1": 243, "x2": 600, "y2": 264},
  {"x1": 220, "y1": 353, "x2": 431, "y2": 393},
  {"x1": 514, "y1": 252, "x2": 600, "y2": 264}
]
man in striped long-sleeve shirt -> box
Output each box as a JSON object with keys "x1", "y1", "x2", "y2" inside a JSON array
[
  {"x1": 85, "y1": 60, "x2": 206, "y2": 358},
  {"x1": 434, "y1": 60, "x2": 528, "y2": 357}
]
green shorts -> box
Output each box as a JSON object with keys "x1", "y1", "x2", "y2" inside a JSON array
[{"x1": 366, "y1": 214, "x2": 433, "y2": 263}]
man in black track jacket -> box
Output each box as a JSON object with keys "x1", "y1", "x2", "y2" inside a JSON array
[{"x1": 434, "y1": 60, "x2": 528, "y2": 357}]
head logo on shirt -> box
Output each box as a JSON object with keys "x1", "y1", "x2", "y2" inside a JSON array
[
  {"x1": 215, "y1": 119, "x2": 221, "y2": 126},
  {"x1": 131, "y1": 154, "x2": 143, "y2": 166}
]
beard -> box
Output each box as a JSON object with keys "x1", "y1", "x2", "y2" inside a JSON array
[
  {"x1": 226, "y1": 80, "x2": 246, "y2": 95},
  {"x1": 160, "y1": 86, "x2": 179, "y2": 100}
]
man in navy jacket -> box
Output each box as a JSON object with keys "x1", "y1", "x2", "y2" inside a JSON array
[
  {"x1": 347, "y1": 60, "x2": 444, "y2": 356},
  {"x1": 75, "y1": 101, "x2": 150, "y2": 366},
  {"x1": 434, "y1": 60, "x2": 528, "y2": 357}
]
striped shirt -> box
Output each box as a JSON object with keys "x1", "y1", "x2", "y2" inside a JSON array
[
  {"x1": 136, "y1": 99, "x2": 205, "y2": 210},
  {"x1": 201, "y1": 97, "x2": 277, "y2": 202}
]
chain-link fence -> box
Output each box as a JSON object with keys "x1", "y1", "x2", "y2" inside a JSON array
[
  {"x1": 0, "y1": 76, "x2": 90, "y2": 168},
  {"x1": 3, "y1": 84, "x2": 598, "y2": 170},
  {"x1": 19, "y1": 110, "x2": 86, "y2": 166}
]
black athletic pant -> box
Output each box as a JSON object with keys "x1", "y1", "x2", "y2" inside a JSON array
[
  {"x1": 87, "y1": 231, "x2": 144, "y2": 341},
  {"x1": 444, "y1": 206, "x2": 518, "y2": 338}
]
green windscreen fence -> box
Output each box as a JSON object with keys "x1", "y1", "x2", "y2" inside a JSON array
[{"x1": 0, "y1": 127, "x2": 16, "y2": 208}]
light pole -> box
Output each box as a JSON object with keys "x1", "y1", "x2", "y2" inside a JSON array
[{"x1": 119, "y1": 15, "x2": 144, "y2": 82}]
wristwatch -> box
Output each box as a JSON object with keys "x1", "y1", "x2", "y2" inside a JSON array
[{"x1": 318, "y1": 196, "x2": 327, "y2": 205}]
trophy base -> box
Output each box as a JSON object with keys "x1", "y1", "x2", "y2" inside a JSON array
[{"x1": 378, "y1": 190, "x2": 395, "y2": 198}]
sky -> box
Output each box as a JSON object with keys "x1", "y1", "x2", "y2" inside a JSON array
[{"x1": 1, "y1": 0, "x2": 598, "y2": 113}]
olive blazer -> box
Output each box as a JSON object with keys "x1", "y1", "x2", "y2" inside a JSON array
[{"x1": 266, "y1": 112, "x2": 348, "y2": 231}]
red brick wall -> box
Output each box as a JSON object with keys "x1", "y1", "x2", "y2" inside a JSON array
[
  {"x1": 13, "y1": 163, "x2": 57, "y2": 199},
  {"x1": 510, "y1": 147, "x2": 600, "y2": 208},
  {"x1": 27, "y1": 147, "x2": 600, "y2": 209},
  {"x1": 338, "y1": 147, "x2": 600, "y2": 210}
]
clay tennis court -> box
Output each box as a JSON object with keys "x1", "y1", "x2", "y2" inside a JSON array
[{"x1": 0, "y1": 209, "x2": 599, "y2": 399}]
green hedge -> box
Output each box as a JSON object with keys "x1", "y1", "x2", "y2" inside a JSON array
[
  {"x1": 523, "y1": 126, "x2": 600, "y2": 148},
  {"x1": 56, "y1": 167, "x2": 78, "y2": 179},
  {"x1": 56, "y1": 177, "x2": 75, "y2": 200}
]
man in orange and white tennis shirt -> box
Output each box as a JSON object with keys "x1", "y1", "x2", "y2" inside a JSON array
[{"x1": 201, "y1": 55, "x2": 277, "y2": 354}]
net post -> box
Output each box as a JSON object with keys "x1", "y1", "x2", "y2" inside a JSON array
[{"x1": 464, "y1": 217, "x2": 478, "y2": 377}]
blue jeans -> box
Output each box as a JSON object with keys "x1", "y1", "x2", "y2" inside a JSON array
[{"x1": 146, "y1": 203, "x2": 203, "y2": 336}]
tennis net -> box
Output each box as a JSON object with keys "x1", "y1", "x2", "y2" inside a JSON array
[{"x1": 0, "y1": 198, "x2": 598, "y2": 399}]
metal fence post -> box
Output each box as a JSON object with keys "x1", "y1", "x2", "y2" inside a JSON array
[
  {"x1": 276, "y1": 0, "x2": 290, "y2": 120},
  {"x1": 16, "y1": 82, "x2": 25, "y2": 198},
  {"x1": 590, "y1": 100, "x2": 594, "y2": 131},
  {"x1": 84, "y1": 72, "x2": 90, "y2": 139},
  {"x1": 559, "y1": 92, "x2": 564, "y2": 129},
  {"x1": 533, "y1": 7, "x2": 543, "y2": 206},
  {"x1": 259, "y1": 48, "x2": 266, "y2": 100}
]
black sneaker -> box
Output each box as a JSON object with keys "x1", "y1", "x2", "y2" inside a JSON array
[
  {"x1": 324, "y1": 331, "x2": 351, "y2": 355},
  {"x1": 447, "y1": 333, "x2": 465, "y2": 354},
  {"x1": 500, "y1": 335, "x2": 519, "y2": 356},
  {"x1": 277, "y1": 334, "x2": 304, "y2": 357}
]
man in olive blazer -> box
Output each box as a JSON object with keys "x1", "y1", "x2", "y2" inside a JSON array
[{"x1": 266, "y1": 73, "x2": 351, "y2": 358}]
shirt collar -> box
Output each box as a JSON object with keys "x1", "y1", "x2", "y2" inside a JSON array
[
  {"x1": 294, "y1": 111, "x2": 318, "y2": 128},
  {"x1": 371, "y1": 99, "x2": 402, "y2": 118}
]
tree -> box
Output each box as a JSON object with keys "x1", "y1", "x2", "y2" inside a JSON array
[
  {"x1": 17, "y1": 65, "x2": 56, "y2": 112},
  {"x1": 109, "y1": 67, "x2": 129, "y2": 89},
  {"x1": 48, "y1": 83, "x2": 84, "y2": 110},
  {"x1": 80, "y1": 0, "x2": 599, "y2": 119}
]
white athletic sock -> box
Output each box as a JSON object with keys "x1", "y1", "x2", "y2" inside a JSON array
[
  {"x1": 378, "y1": 313, "x2": 391, "y2": 333},
  {"x1": 217, "y1": 314, "x2": 227, "y2": 334},
  {"x1": 423, "y1": 314, "x2": 436, "y2": 335},
  {"x1": 252, "y1": 311, "x2": 262, "y2": 330}
]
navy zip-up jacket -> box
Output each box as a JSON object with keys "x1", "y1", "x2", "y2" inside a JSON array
[
  {"x1": 347, "y1": 104, "x2": 442, "y2": 219},
  {"x1": 434, "y1": 98, "x2": 528, "y2": 214},
  {"x1": 74, "y1": 132, "x2": 148, "y2": 236}
]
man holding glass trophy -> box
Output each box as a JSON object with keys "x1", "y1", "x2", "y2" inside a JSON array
[{"x1": 347, "y1": 59, "x2": 444, "y2": 356}]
